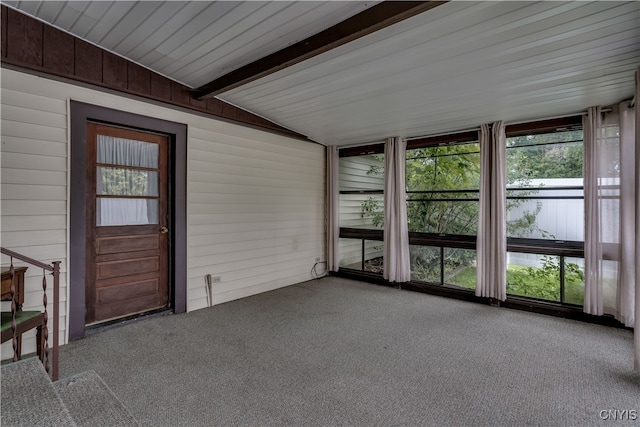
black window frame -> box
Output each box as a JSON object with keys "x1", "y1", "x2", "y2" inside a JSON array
[{"x1": 504, "y1": 116, "x2": 585, "y2": 305}]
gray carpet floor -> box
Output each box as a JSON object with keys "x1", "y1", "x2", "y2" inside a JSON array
[
  {"x1": 1, "y1": 358, "x2": 77, "y2": 427},
  {"x1": 53, "y1": 370, "x2": 139, "y2": 426},
  {"x1": 58, "y1": 277, "x2": 640, "y2": 427}
]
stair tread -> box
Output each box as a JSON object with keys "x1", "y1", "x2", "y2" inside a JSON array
[
  {"x1": 53, "y1": 370, "x2": 139, "y2": 427},
  {"x1": 1, "y1": 357, "x2": 77, "y2": 427}
]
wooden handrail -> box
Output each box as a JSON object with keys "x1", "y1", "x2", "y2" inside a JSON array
[
  {"x1": 1, "y1": 248, "x2": 54, "y2": 271},
  {"x1": 1, "y1": 247, "x2": 61, "y2": 380}
]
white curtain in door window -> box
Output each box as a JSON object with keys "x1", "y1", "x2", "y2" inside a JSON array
[
  {"x1": 98, "y1": 199, "x2": 150, "y2": 226},
  {"x1": 476, "y1": 122, "x2": 507, "y2": 300},
  {"x1": 97, "y1": 135, "x2": 158, "y2": 168},
  {"x1": 96, "y1": 134, "x2": 160, "y2": 226},
  {"x1": 383, "y1": 137, "x2": 410, "y2": 283},
  {"x1": 327, "y1": 145, "x2": 340, "y2": 272}
]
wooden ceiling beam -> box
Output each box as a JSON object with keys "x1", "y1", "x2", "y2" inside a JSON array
[{"x1": 194, "y1": 1, "x2": 447, "y2": 100}]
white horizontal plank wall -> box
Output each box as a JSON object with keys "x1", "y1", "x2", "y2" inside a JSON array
[
  {"x1": 0, "y1": 68, "x2": 325, "y2": 358},
  {"x1": 1, "y1": 76, "x2": 69, "y2": 360}
]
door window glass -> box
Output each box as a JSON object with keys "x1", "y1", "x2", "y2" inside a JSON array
[{"x1": 96, "y1": 135, "x2": 160, "y2": 226}]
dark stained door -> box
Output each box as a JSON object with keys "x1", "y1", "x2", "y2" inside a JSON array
[{"x1": 85, "y1": 123, "x2": 169, "y2": 325}]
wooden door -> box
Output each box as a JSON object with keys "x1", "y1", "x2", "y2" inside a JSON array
[{"x1": 85, "y1": 123, "x2": 169, "y2": 325}]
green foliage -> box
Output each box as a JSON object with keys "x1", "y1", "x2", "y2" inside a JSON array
[
  {"x1": 448, "y1": 259, "x2": 585, "y2": 304},
  {"x1": 360, "y1": 197, "x2": 384, "y2": 228},
  {"x1": 100, "y1": 167, "x2": 151, "y2": 196},
  {"x1": 506, "y1": 130, "x2": 583, "y2": 180},
  {"x1": 506, "y1": 256, "x2": 585, "y2": 303},
  {"x1": 405, "y1": 144, "x2": 480, "y2": 235}
]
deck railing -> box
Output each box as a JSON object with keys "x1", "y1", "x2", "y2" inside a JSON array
[{"x1": 1, "y1": 247, "x2": 61, "y2": 380}]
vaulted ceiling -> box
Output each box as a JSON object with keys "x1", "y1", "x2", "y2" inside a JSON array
[{"x1": 4, "y1": 1, "x2": 639, "y2": 146}]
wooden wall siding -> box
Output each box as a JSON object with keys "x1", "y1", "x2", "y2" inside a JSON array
[
  {"x1": 0, "y1": 5, "x2": 304, "y2": 140},
  {"x1": 127, "y1": 63, "x2": 151, "y2": 96},
  {"x1": 1, "y1": 68, "x2": 326, "y2": 358},
  {"x1": 43, "y1": 26, "x2": 74, "y2": 76},
  {"x1": 1, "y1": 6, "x2": 7, "y2": 59}
]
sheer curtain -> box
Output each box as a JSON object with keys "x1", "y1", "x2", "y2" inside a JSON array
[
  {"x1": 476, "y1": 122, "x2": 507, "y2": 300},
  {"x1": 97, "y1": 136, "x2": 158, "y2": 167},
  {"x1": 583, "y1": 106, "x2": 604, "y2": 315},
  {"x1": 584, "y1": 81, "x2": 639, "y2": 371},
  {"x1": 617, "y1": 100, "x2": 636, "y2": 327},
  {"x1": 327, "y1": 145, "x2": 340, "y2": 272},
  {"x1": 634, "y1": 66, "x2": 639, "y2": 373},
  {"x1": 383, "y1": 137, "x2": 410, "y2": 283},
  {"x1": 584, "y1": 102, "x2": 637, "y2": 322}
]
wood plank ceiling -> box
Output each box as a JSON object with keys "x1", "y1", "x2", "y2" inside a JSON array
[{"x1": 4, "y1": 1, "x2": 639, "y2": 146}]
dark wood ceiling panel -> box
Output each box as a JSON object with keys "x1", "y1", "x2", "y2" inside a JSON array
[
  {"x1": 171, "y1": 82, "x2": 191, "y2": 106},
  {"x1": 127, "y1": 62, "x2": 151, "y2": 96},
  {"x1": 1, "y1": 6, "x2": 7, "y2": 58},
  {"x1": 206, "y1": 98, "x2": 224, "y2": 116},
  {"x1": 43, "y1": 25, "x2": 74, "y2": 75},
  {"x1": 74, "y1": 39, "x2": 103, "y2": 83},
  {"x1": 7, "y1": 7, "x2": 42, "y2": 67},
  {"x1": 150, "y1": 73, "x2": 172, "y2": 103},
  {"x1": 103, "y1": 51, "x2": 128, "y2": 90}
]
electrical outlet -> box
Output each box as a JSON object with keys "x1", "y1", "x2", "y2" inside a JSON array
[
  {"x1": 315, "y1": 257, "x2": 321, "y2": 262},
  {"x1": 212, "y1": 276, "x2": 221, "y2": 284}
]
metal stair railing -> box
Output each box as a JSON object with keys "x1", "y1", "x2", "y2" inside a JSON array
[{"x1": 1, "y1": 247, "x2": 61, "y2": 380}]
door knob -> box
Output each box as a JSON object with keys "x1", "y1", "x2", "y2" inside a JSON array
[{"x1": 160, "y1": 226, "x2": 169, "y2": 234}]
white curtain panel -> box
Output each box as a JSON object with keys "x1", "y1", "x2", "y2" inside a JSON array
[
  {"x1": 617, "y1": 100, "x2": 636, "y2": 327},
  {"x1": 584, "y1": 104, "x2": 637, "y2": 318},
  {"x1": 97, "y1": 136, "x2": 158, "y2": 168},
  {"x1": 383, "y1": 137, "x2": 411, "y2": 283},
  {"x1": 98, "y1": 199, "x2": 149, "y2": 226},
  {"x1": 635, "y1": 66, "x2": 639, "y2": 373},
  {"x1": 584, "y1": 106, "x2": 604, "y2": 315},
  {"x1": 476, "y1": 122, "x2": 507, "y2": 300},
  {"x1": 327, "y1": 145, "x2": 340, "y2": 272}
]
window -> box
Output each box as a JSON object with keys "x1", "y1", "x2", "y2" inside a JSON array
[
  {"x1": 505, "y1": 118, "x2": 585, "y2": 304},
  {"x1": 339, "y1": 153, "x2": 384, "y2": 230},
  {"x1": 405, "y1": 132, "x2": 479, "y2": 288},
  {"x1": 336, "y1": 117, "x2": 587, "y2": 309},
  {"x1": 338, "y1": 146, "x2": 384, "y2": 274}
]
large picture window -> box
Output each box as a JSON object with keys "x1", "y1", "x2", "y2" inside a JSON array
[
  {"x1": 405, "y1": 132, "x2": 479, "y2": 287},
  {"x1": 338, "y1": 146, "x2": 385, "y2": 274},
  {"x1": 505, "y1": 118, "x2": 585, "y2": 305},
  {"x1": 336, "y1": 117, "x2": 586, "y2": 310}
]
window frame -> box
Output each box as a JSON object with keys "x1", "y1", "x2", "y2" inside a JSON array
[{"x1": 504, "y1": 115, "x2": 585, "y2": 304}]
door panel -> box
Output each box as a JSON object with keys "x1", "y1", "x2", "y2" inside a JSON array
[
  {"x1": 96, "y1": 235, "x2": 159, "y2": 254},
  {"x1": 86, "y1": 123, "x2": 169, "y2": 325}
]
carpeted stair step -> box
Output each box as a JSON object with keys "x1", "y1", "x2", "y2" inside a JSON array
[
  {"x1": 1, "y1": 357, "x2": 77, "y2": 427},
  {"x1": 53, "y1": 370, "x2": 139, "y2": 427}
]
